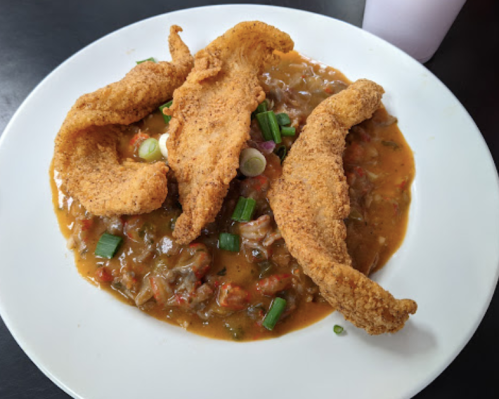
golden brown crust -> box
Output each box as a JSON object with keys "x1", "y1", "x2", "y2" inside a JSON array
[
  {"x1": 53, "y1": 25, "x2": 193, "y2": 216},
  {"x1": 269, "y1": 80, "x2": 417, "y2": 334},
  {"x1": 167, "y1": 21, "x2": 294, "y2": 244},
  {"x1": 61, "y1": 126, "x2": 169, "y2": 215}
]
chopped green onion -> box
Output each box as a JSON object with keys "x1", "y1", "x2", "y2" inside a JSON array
[
  {"x1": 233, "y1": 197, "x2": 257, "y2": 222},
  {"x1": 275, "y1": 113, "x2": 291, "y2": 126},
  {"x1": 240, "y1": 198, "x2": 256, "y2": 222},
  {"x1": 281, "y1": 126, "x2": 296, "y2": 136},
  {"x1": 275, "y1": 145, "x2": 287, "y2": 163},
  {"x1": 232, "y1": 197, "x2": 256, "y2": 222},
  {"x1": 256, "y1": 100, "x2": 268, "y2": 114},
  {"x1": 138, "y1": 138, "x2": 162, "y2": 162},
  {"x1": 159, "y1": 100, "x2": 173, "y2": 124},
  {"x1": 95, "y1": 233, "x2": 123, "y2": 259},
  {"x1": 231, "y1": 197, "x2": 246, "y2": 221},
  {"x1": 333, "y1": 324, "x2": 344, "y2": 335},
  {"x1": 257, "y1": 111, "x2": 282, "y2": 143},
  {"x1": 244, "y1": 158, "x2": 265, "y2": 176},
  {"x1": 262, "y1": 297, "x2": 287, "y2": 331},
  {"x1": 267, "y1": 111, "x2": 282, "y2": 144},
  {"x1": 136, "y1": 57, "x2": 156, "y2": 64},
  {"x1": 252, "y1": 101, "x2": 269, "y2": 120},
  {"x1": 256, "y1": 112, "x2": 273, "y2": 141},
  {"x1": 240, "y1": 148, "x2": 267, "y2": 177},
  {"x1": 219, "y1": 233, "x2": 240, "y2": 252},
  {"x1": 158, "y1": 133, "x2": 169, "y2": 159}
]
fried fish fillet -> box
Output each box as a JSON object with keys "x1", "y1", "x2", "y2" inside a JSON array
[
  {"x1": 167, "y1": 22, "x2": 294, "y2": 245},
  {"x1": 53, "y1": 26, "x2": 193, "y2": 216},
  {"x1": 269, "y1": 80, "x2": 417, "y2": 334}
]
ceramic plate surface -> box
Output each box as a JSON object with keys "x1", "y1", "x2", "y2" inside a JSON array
[{"x1": 1, "y1": 5, "x2": 498, "y2": 399}]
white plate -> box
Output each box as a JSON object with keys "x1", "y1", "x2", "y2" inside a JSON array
[{"x1": 1, "y1": 5, "x2": 498, "y2": 399}]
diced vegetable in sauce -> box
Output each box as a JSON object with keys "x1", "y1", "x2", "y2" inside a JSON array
[
  {"x1": 239, "y1": 148, "x2": 267, "y2": 177},
  {"x1": 280, "y1": 126, "x2": 296, "y2": 136},
  {"x1": 263, "y1": 297, "x2": 287, "y2": 330},
  {"x1": 158, "y1": 133, "x2": 169, "y2": 159},
  {"x1": 256, "y1": 112, "x2": 273, "y2": 141},
  {"x1": 95, "y1": 233, "x2": 122, "y2": 259},
  {"x1": 219, "y1": 233, "x2": 241, "y2": 252},
  {"x1": 275, "y1": 113, "x2": 291, "y2": 126},
  {"x1": 255, "y1": 101, "x2": 268, "y2": 114},
  {"x1": 232, "y1": 197, "x2": 257, "y2": 222},
  {"x1": 275, "y1": 145, "x2": 287, "y2": 162},
  {"x1": 138, "y1": 138, "x2": 162, "y2": 162}
]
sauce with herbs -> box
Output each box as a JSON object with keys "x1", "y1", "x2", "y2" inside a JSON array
[{"x1": 51, "y1": 51, "x2": 414, "y2": 341}]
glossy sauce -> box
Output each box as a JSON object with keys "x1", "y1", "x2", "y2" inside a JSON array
[{"x1": 51, "y1": 51, "x2": 414, "y2": 341}]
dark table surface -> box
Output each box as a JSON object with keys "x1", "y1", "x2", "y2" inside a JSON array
[{"x1": 1, "y1": 0, "x2": 498, "y2": 398}]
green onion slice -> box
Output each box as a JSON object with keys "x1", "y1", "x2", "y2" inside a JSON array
[
  {"x1": 275, "y1": 145, "x2": 287, "y2": 163},
  {"x1": 256, "y1": 100, "x2": 268, "y2": 114},
  {"x1": 275, "y1": 113, "x2": 291, "y2": 126},
  {"x1": 267, "y1": 111, "x2": 282, "y2": 144},
  {"x1": 136, "y1": 57, "x2": 156, "y2": 64},
  {"x1": 257, "y1": 111, "x2": 282, "y2": 143},
  {"x1": 219, "y1": 233, "x2": 240, "y2": 252},
  {"x1": 159, "y1": 100, "x2": 173, "y2": 124},
  {"x1": 256, "y1": 112, "x2": 273, "y2": 141},
  {"x1": 158, "y1": 133, "x2": 169, "y2": 159},
  {"x1": 281, "y1": 126, "x2": 296, "y2": 136},
  {"x1": 252, "y1": 101, "x2": 269, "y2": 121},
  {"x1": 232, "y1": 197, "x2": 256, "y2": 222},
  {"x1": 333, "y1": 324, "x2": 344, "y2": 335},
  {"x1": 95, "y1": 233, "x2": 123, "y2": 259},
  {"x1": 232, "y1": 197, "x2": 246, "y2": 221},
  {"x1": 240, "y1": 148, "x2": 267, "y2": 177},
  {"x1": 138, "y1": 138, "x2": 162, "y2": 162},
  {"x1": 262, "y1": 297, "x2": 287, "y2": 331},
  {"x1": 240, "y1": 198, "x2": 256, "y2": 222}
]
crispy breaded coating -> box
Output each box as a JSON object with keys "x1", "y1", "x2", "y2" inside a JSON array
[
  {"x1": 269, "y1": 80, "x2": 417, "y2": 334},
  {"x1": 53, "y1": 26, "x2": 193, "y2": 216},
  {"x1": 167, "y1": 22, "x2": 294, "y2": 245}
]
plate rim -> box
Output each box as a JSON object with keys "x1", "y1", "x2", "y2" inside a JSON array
[{"x1": 0, "y1": 4, "x2": 498, "y2": 399}]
